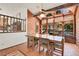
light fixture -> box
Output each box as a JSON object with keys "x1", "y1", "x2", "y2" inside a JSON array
[
  {"x1": 39, "y1": 4, "x2": 46, "y2": 19},
  {"x1": 40, "y1": 13, "x2": 46, "y2": 18}
]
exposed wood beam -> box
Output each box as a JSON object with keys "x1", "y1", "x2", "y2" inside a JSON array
[
  {"x1": 34, "y1": 16, "x2": 41, "y2": 22},
  {"x1": 38, "y1": 12, "x2": 73, "y2": 21}
]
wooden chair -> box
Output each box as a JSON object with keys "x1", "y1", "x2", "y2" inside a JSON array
[
  {"x1": 53, "y1": 39, "x2": 64, "y2": 56},
  {"x1": 37, "y1": 38, "x2": 49, "y2": 55},
  {"x1": 33, "y1": 37, "x2": 39, "y2": 50},
  {"x1": 41, "y1": 39, "x2": 54, "y2": 56},
  {"x1": 41, "y1": 39, "x2": 48, "y2": 52},
  {"x1": 46, "y1": 40, "x2": 54, "y2": 56}
]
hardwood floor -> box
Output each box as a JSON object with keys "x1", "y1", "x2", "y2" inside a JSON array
[
  {"x1": 0, "y1": 42, "x2": 79, "y2": 56},
  {"x1": 0, "y1": 43, "x2": 45, "y2": 56}
]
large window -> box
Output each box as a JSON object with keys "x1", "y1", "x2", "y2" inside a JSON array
[{"x1": 0, "y1": 14, "x2": 26, "y2": 33}]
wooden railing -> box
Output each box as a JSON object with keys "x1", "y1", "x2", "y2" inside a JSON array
[{"x1": 0, "y1": 14, "x2": 26, "y2": 33}]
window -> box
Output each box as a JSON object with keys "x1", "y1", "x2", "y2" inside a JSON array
[
  {"x1": 0, "y1": 14, "x2": 26, "y2": 33},
  {"x1": 56, "y1": 8, "x2": 70, "y2": 14}
]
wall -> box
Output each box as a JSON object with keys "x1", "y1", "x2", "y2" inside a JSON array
[
  {"x1": 76, "y1": 6, "x2": 79, "y2": 46},
  {"x1": 68, "y1": 5, "x2": 79, "y2": 46},
  {"x1": 0, "y1": 32, "x2": 26, "y2": 50},
  {"x1": 0, "y1": 4, "x2": 27, "y2": 19},
  {"x1": 0, "y1": 4, "x2": 27, "y2": 49},
  {"x1": 27, "y1": 10, "x2": 39, "y2": 36}
]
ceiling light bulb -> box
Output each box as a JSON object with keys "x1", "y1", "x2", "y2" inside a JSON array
[{"x1": 40, "y1": 13, "x2": 46, "y2": 18}]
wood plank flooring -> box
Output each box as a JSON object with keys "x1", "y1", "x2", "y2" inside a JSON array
[
  {"x1": 0, "y1": 43, "x2": 45, "y2": 56},
  {"x1": 0, "y1": 42, "x2": 79, "y2": 56}
]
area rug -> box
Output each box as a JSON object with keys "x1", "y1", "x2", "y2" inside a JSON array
[{"x1": 6, "y1": 50, "x2": 25, "y2": 56}]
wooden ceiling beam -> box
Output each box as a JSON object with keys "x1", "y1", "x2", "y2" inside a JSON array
[
  {"x1": 34, "y1": 16, "x2": 41, "y2": 22},
  {"x1": 37, "y1": 12, "x2": 73, "y2": 20}
]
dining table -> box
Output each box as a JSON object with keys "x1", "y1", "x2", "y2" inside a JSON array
[{"x1": 26, "y1": 34, "x2": 65, "y2": 56}]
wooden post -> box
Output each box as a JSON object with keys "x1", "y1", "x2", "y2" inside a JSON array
[
  {"x1": 62, "y1": 14, "x2": 64, "y2": 56},
  {"x1": 39, "y1": 20, "x2": 42, "y2": 34},
  {"x1": 62, "y1": 14, "x2": 64, "y2": 37},
  {"x1": 46, "y1": 18, "x2": 48, "y2": 34},
  {"x1": 73, "y1": 6, "x2": 78, "y2": 44},
  {"x1": 38, "y1": 20, "x2": 42, "y2": 54},
  {"x1": 53, "y1": 17, "x2": 55, "y2": 36}
]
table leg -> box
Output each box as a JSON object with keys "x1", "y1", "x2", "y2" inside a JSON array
[
  {"x1": 38, "y1": 39, "x2": 40, "y2": 54},
  {"x1": 27, "y1": 37, "x2": 29, "y2": 48}
]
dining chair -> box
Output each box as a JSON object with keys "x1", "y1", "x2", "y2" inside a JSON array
[
  {"x1": 40, "y1": 38, "x2": 55, "y2": 56},
  {"x1": 53, "y1": 39, "x2": 64, "y2": 56},
  {"x1": 46, "y1": 40, "x2": 54, "y2": 56},
  {"x1": 36, "y1": 38, "x2": 49, "y2": 55},
  {"x1": 34, "y1": 37, "x2": 39, "y2": 49},
  {"x1": 32, "y1": 38, "x2": 48, "y2": 55},
  {"x1": 42, "y1": 39, "x2": 52, "y2": 56}
]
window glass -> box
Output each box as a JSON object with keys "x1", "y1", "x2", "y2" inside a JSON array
[{"x1": 0, "y1": 15, "x2": 26, "y2": 33}]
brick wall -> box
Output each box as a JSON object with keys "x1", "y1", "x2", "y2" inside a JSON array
[{"x1": 27, "y1": 10, "x2": 39, "y2": 36}]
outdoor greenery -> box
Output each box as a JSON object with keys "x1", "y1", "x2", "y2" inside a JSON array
[
  {"x1": 64, "y1": 23, "x2": 73, "y2": 32},
  {"x1": 35, "y1": 25, "x2": 38, "y2": 33},
  {"x1": 46, "y1": 13, "x2": 52, "y2": 17},
  {"x1": 42, "y1": 24, "x2": 46, "y2": 34}
]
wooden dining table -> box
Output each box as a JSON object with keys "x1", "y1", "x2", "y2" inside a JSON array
[
  {"x1": 26, "y1": 34, "x2": 64, "y2": 56},
  {"x1": 35, "y1": 34, "x2": 64, "y2": 42}
]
